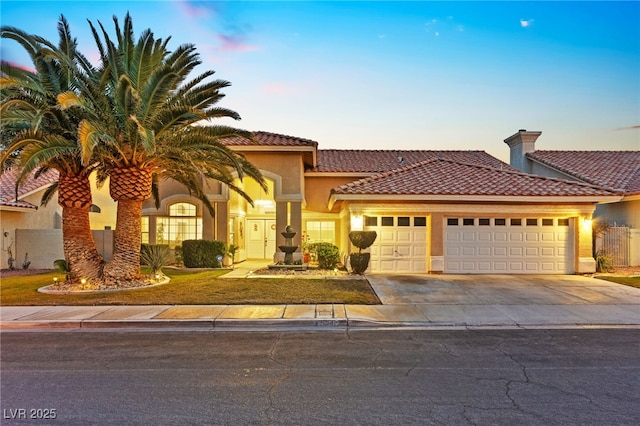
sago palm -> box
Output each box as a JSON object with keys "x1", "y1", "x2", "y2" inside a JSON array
[
  {"x1": 59, "y1": 14, "x2": 265, "y2": 284},
  {"x1": 0, "y1": 17, "x2": 105, "y2": 283}
]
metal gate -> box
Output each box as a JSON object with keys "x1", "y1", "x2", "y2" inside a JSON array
[{"x1": 601, "y1": 226, "x2": 630, "y2": 267}]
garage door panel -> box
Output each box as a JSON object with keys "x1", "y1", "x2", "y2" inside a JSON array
[
  {"x1": 396, "y1": 230, "x2": 411, "y2": 242},
  {"x1": 380, "y1": 245, "x2": 395, "y2": 256},
  {"x1": 494, "y1": 247, "x2": 507, "y2": 256},
  {"x1": 478, "y1": 247, "x2": 491, "y2": 256},
  {"x1": 367, "y1": 217, "x2": 428, "y2": 273},
  {"x1": 494, "y1": 232, "x2": 508, "y2": 241},
  {"x1": 445, "y1": 217, "x2": 574, "y2": 274},
  {"x1": 478, "y1": 232, "x2": 491, "y2": 241},
  {"x1": 396, "y1": 245, "x2": 411, "y2": 256}
]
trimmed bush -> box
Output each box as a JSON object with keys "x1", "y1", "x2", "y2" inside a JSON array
[
  {"x1": 350, "y1": 253, "x2": 371, "y2": 274},
  {"x1": 349, "y1": 231, "x2": 377, "y2": 252},
  {"x1": 348, "y1": 231, "x2": 377, "y2": 274},
  {"x1": 308, "y1": 242, "x2": 340, "y2": 270},
  {"x1": 182, "y1": 240, "x2": 226, "y2": 268}
]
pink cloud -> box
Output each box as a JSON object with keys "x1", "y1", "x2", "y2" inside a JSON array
[
  {"x1": 174, "y1": 0, "x2": 215, "y2": 19},
  {"x1": 216, "y1": 33, "x2": 257, "y2": 52},
  {"x1": 5, "y1": 61, "x2": 36, "y2": 73}
]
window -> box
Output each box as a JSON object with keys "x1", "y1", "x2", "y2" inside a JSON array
[
  {"x1": 89, "y1": 204, "x2": 101, "y2": 213},
  {"x1": 381, "y1": 217, "x2": 394, "y2": 226},
  {"x1": 365, "y1": 216, "x2": 377, "y2": 227},
  {"x1": 495, "y1": 218, "x2": 506, "y2": 226},
  {"x1": 511, "y1": 218, "x2": 522, "y2": 226},
  {"x1": 542, "y1": 219, "x2": 554, "y2": 226},
  {"x1": 306, "y1": 221, "x2": 335, "y2": 244},
  {"x1": 141, "y1": 216, "x2": 149, "y2": 244},
  {"x1": 479, "y1": 218, "x2": 490, "y2": 226},
  {"x1": 414, "y1": 217, "x2": 427, "y2": 227},
  {"x1": 398, "y1": 217, "x2": 410, "y2": 226},
  {"x1": 526, "y1": 218, "x2": 538, "y2": 226},
  {"x1": 463, "y1": 218, "x2": 474, "y2": 226},
  {"x1": 156, "y1": 202, "x2": 202, "y2": 248},
  {"x1": 447, "y1": 218, "x2": 459, "y2": 226},
  {"x1": 558, "y1": 218, "x2": 569, "y2": 226}
]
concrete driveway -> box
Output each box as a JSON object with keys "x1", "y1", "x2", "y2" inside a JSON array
[{"x1": 355, "y1": 274, "x2": 640, "y2": 327}]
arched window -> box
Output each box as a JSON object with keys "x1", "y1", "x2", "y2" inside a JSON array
[{"x1": 156, "y1": 202, "x2": 202, "y2": 248}]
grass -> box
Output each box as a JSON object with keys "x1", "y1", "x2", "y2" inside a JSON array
[
  {"x1": 595, "y1": 275, "x2": 640, "y2": 289},
  {"x1": 0, "y1": 269, "x2": 381, "y2": 306}
]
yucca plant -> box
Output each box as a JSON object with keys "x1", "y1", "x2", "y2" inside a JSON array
[{"x1": 140, "y1": 244, "x2": 171, "y2": 276}]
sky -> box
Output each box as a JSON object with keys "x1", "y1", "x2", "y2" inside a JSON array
[{"x1": 1, "y1": 1, "x2": 638, "y2": 162}]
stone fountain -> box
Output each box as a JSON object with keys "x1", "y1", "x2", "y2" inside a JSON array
[
  {"x1": 268, "y1": 225, "x2": 307, "y2": 270},
  {"x1": 279, "y1": 225, "x2": 298, "y2": 264}
]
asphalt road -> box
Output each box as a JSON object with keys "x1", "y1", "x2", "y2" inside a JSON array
[{"x1": 1, "y1": 329, "x2": 639, "y2": 425}]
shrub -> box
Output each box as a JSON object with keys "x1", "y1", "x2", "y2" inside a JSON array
[
  {"x1": 348, "y1": 231, "x2": 377, "y2": 274},
  {"x1": 181, "y1": 240, "x2": 226, "y2": 268},
  {"x1": 349, "y1": 231, "x2": 377, "y2": 252},
  {"x1": 308, "y1": 242, "x2": 340, "y2": 269},
  {"x1": 350, "y1": 253, "x2": 371, "y2": 274},
  {"x1": 140, "y1": 244, "x2": 171, "y2": 274},
  {"x1": 174, "y1": 246, "x2": 183, "y2": 267},
  {"x1": 595, "y1": 250, "x2": 614, "y2": 273}
]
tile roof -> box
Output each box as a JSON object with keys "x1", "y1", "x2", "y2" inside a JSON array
[
  {"x1": 312, "y1": 150, "x2": 514, "y2": 173},
  {"x1": 223, "y1": 131, "x2": 319, "y2": 148},
  {"x1": 331, "y1": 158, "x2": 620, "y2": 198},
  {"x1": 527, "y1": 151, "x2": 640, "y2": 195},
  {"x1": 0, "y1": 167, "x2": 59, "y2": 209}
]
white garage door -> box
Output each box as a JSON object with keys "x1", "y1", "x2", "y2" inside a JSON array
[
  {"x1": 365, "y1": 216, "x2": 428, "y2": 273},
  {"x1": 445, "y1": 217, "x2": 574, "y2": 274}
]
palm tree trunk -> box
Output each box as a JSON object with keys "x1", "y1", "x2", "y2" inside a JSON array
[
  {"x1": 58, "y1": 174, "x2": 104, "y2": 283},
  {"x1": 103, "y1": 199, "x2": 143, "y2": 283},
  {"x1": 102, "y1": 167, "x2": 152, "y2": 284}
]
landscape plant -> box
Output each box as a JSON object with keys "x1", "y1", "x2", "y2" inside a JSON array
[
  {"x1": 308, "y1": 242, "x2": 340, "y2": 269},
  {"x1": 348, "y1": 231, "x2": 377, "y2": 274},
  {"x1": 140, "y1": 244, "x2": 171, "y2": 276}
]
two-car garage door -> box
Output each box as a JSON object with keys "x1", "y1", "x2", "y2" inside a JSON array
[
  {"x1": 445, "y1": 217, "x2": 574, "y2": 274},
  {"x1": 363, "y1": 215, "x2": 575, "y2": 274}
]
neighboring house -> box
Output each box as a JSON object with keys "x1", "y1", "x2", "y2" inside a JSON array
[
  {"x1": 1, "y1": 129, "x2": 624, "y2": 274},
  {"x1": 505, "y1": 129, "x2": 639, "y2": 266},
  {"x1": 0, "y1": 168, "x2": 116, "y2": 269}
]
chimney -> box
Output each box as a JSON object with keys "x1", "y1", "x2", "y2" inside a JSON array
[{"x1": 503, "y1": 129, "x2": 542, "y2": 173}]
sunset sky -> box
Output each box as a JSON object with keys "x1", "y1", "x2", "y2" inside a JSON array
[{"x1": 1, "y1": 1, "x2": 638, "y2": 161}]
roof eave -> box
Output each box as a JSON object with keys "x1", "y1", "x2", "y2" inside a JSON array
[{"x1": 329, "y1": 194, "x2": 623, "y2": 204}]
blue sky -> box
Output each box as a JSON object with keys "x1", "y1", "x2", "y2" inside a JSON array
[{"x1": 1, "y1": 1, "x2": 638, "y2": 161}]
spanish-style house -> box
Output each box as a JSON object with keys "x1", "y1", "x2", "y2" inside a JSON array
[
  {"x1": 1, "y1": 130, "x2": 629, "y2": 273},
  {"x1": 505, "y1": 129, "x2": 640, "y2": 266}
]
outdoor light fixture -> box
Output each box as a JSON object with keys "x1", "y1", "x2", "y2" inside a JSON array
[
  {"x1": 80, "y1": 278, "x2": 86, "y2": 285},
  {"x1": 53, "y1": 277, "x2": 58, "y2": 283},
  {"x1": 351, "y1": 215, "x2": 364, "y2": 231},
  {"x1": 582, "y1": 218, "x2": 593, "y2": 231}
]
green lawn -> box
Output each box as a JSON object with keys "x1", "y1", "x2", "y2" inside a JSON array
[
  {"x1": 595, "y1": 275, "x2": 640, "y2": 289},
  {"x1": 0, "y1": 269, "x2": 381, "y2": 306}
]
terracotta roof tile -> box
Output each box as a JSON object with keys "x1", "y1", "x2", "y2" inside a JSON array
[
  {"x1": 0, "y1": 167, "x2": 58, "y2": 209},
  {"x1": 331, "y1": 159, "x2": 619, "y2": 197},
  {"x1": 223, "y1": 131, "x2": 319, "y2": 148},
  {"x1": 527, "y1": 151, "x2": 640, "y2": 195},
  {"x1": 312, "y1": 150, "x2": 514, "y2": 173}
]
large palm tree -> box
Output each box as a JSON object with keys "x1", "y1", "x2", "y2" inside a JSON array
[
  {"x1": 59, "y1": 14, "x2": 265, "y2": 284},
  {"x1": 0, "y1": 18, "x2": 105, "y2": 283}
]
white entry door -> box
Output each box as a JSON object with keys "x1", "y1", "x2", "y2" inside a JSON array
[{"x1": 246, "y1": 219, "x2": 276, "y2": 259}]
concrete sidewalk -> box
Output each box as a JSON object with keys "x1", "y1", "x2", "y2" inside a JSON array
[{"x1": 2, "y1": 264, "x2": 639, "y2": 331}]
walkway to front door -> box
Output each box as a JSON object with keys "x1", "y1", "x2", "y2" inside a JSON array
[{"x1": 246, "y1": 219, "x2": 276, "y2": 259}]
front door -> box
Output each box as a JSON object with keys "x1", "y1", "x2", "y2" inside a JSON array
[{"x1": 246, "y1": 219, "x2": 276, "y2": 259}]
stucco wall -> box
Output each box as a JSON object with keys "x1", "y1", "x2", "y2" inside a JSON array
[
  {"x1": 595, "y1": 199, "x2": 640, "y2": 229},
  {"x1": 14, "y1": 229, "x2": 64, "y2": 270}
]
